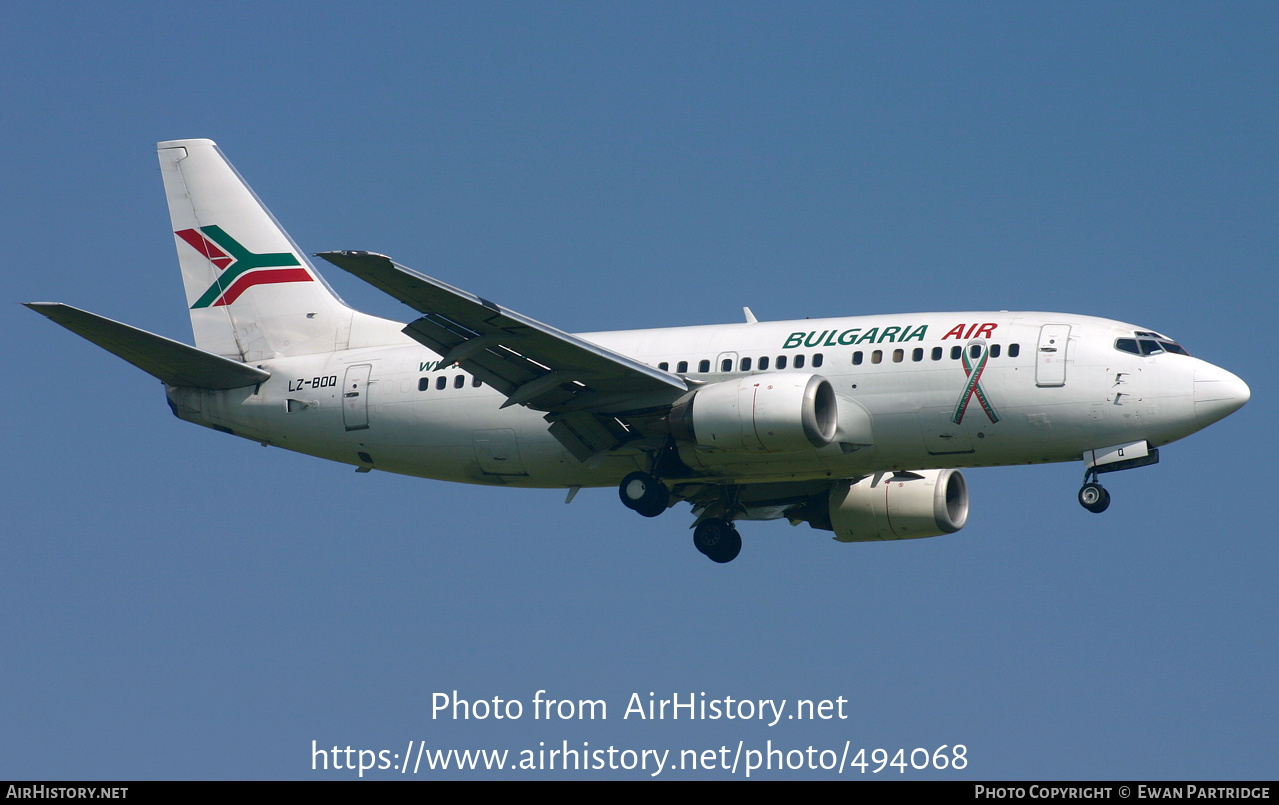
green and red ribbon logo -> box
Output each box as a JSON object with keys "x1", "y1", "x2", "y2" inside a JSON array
[
  {"x1": 952, "y1": 341, "x2": 1001, "y2": 425},
  {"x1": 176, "y1": 225, "x2": 311, "y2": 308}
]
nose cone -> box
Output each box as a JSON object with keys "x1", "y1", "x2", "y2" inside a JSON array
[{"x1": 1194, "y1": 365, "x2": 1250, "y2": 427}]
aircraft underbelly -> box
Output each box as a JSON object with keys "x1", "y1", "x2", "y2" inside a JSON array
[{"x1": 472, "y1": 428, "x2": 528, "y2": 476}]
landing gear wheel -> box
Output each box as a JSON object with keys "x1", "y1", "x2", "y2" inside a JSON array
[
  {"x1": 619, "y1": 471, "x2": 669, "y2": 518},
  {"x1": 1078, "y1": 482, "x2": 1111, "y2": 513},
  {"x1": 693, "y1": 518, "x2": 742, "y2": 563}
]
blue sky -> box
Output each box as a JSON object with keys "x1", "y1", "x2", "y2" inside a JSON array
[{"x1": 3, "y1": 2, "x2": 1275, "y2": 779}]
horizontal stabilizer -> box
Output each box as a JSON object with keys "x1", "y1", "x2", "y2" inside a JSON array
[{"x1": 25, "y1": 303, "x2": 270, "y2": 390}]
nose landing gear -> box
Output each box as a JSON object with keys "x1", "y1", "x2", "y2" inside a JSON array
[
  {"x1": 1078, "y1": 480, "x2": 1110, "y2": 513},
  {"x1": 1077, "y1": 466, "x2": 1111, "y2": 514},
  {"x1": 1076, "y1": 442, "x2": 1161, "y2": 514}
]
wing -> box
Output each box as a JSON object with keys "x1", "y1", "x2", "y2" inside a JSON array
[{"x1": 316, "y1": 251, "x2": 689, "y2": 459}]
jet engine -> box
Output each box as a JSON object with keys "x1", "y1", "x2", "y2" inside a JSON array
[
  {"x1": 667, "y1": 372, "x2": 837, "y2": 453},
  {"x1": 828, "y1": 469, "x2": 968, "y2": 541}
]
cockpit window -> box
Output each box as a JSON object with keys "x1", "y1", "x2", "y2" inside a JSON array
[
  {"x1": 1117, "y1": 334, "x2": 1190, "y2": 357},
  {"x1": 1120, "y1": 332, "x2": 1186, "y2": 358}
]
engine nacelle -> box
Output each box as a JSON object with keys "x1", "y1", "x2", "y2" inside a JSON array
[
  {"x1": 828, "y1": 469, "x2": 968, "y2": 542},
  {"x1": 668, "y1": 372, "x2": 837, "y2": 453}
]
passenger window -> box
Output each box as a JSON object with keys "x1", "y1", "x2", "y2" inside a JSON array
[
  {"x1": 812, "y1": 353, "x2": 823, "y2": 368},
  {"x1": 758, "y1": 356, "x2": 769, "y2": 370},
  {"x1": 658, "y1": 362, "x2": 669, "y2": 371},
  {"x1": 740, "y1": 357, "x2": 752, "y2": 371},
  {"x1": 970, "y1": 345, "x2": 982, "y2": 359},
  {"x1": 931, "y1": 347, "x2": 942, "y2": 361},
  {"x1": 1009, "y1": 343, "x2": 1020, "y2": 357},
  {"x1": 991, "y1": 344, "x2": 1001, "y2": 358},
  {"x1": 912, "y1": 348, "x2": 923, "y2": 362},
  {"x1": 677, "y1": 361, "x2": 688, "y2": 374},
  {"x1": 776, "y1": 356, "x2": 787, "y2": 370},
  {"x1": 436, "y1": 376, "x2": 447, "y2": 390},
  {"x1": 951, "y1": 346, "x2": 962, "y2": 360},
  {"x1": 890, "y1": 349, "x2": 901, "y2": 363},
  {"x1": 794, "y1": 354, "x2": 805, "y2": 369},
  {"x1": 419, "y1": 377, "x2": 430, "y2": 392},
  {"x1": 852, "y1": 351, "x2": 863, "y2": 366},
  {"x1": 871, "y1": 350, "x2": 882, "y2": 364},
  {"x1": 699, "y1": 360, "x2": 710, "y2": 373},
  {"x1": 454, "y1": 375, "x2": 465, "y2": 389},
  {"x1": 721, "y1": 358, "x2": 733, "y2": 372},
  {"x1": 472, "y1": 377, "x2": 482, "y2": 387}
]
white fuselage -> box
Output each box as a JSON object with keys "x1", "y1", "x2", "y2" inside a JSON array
[{"x1": 165, "y1": 310, "x2": 1243, "y2": 490}]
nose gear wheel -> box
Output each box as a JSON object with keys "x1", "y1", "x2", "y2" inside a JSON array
[{"x1": 1078, "y1": 481, "x2": 1110, "y2": 513}]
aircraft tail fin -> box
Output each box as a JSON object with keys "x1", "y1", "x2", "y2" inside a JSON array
[{"x1": 158, "y1": 139, "x2": 352, "y2": 361}]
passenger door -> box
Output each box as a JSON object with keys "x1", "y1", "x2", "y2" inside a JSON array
[
  {"x1": 1036, "y1": 324, "x2": 1071, "y2": 387},
  {"x1": 342, "y1": 364, "x2": 372, "y2": 431}
]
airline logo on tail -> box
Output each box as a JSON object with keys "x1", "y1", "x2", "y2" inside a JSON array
[{"x1": 176, "y1": 225, "x2": 312, "y2": 308}]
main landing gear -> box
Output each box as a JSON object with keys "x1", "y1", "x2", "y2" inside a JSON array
[
  {"x1": 693, "y1": 518, "x2": 742, "y2": 564},
  {"x1": 618, "y1": 470, "x2": 743, "y2": 563},
  {"x1": 1077, "y1": 469, "x2": 1110, "y2": 514},
  {"x1": 619, "y1": 471, "x2": 670, "y2": 518}
]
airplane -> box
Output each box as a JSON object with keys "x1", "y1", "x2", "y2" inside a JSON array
[{"x1": 26, "y1": 139, "x2": 1251, "y2": 563}]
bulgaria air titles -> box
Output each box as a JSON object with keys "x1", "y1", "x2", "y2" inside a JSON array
[{"x1": 783, "y1": 322, "x2": 998, "y2": 349}]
